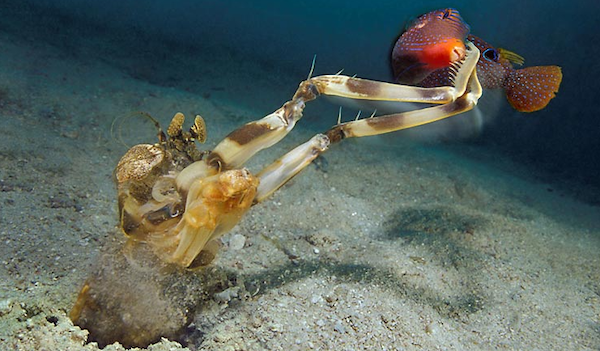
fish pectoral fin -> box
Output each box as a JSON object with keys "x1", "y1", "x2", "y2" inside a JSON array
[{"x1": 498, "y1": 48, "x2": 525, "y2": 66}]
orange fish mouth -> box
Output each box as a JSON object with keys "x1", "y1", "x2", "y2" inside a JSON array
[
  {"x1": 421, "y1": 39, "x2": 466, "y2": 69},
  {"x1": 450, "y1": 41, "x2": 466, "y2": 63}
]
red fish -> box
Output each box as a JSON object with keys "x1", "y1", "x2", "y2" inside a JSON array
[
  {"x1": 392, "y1": 9, "x2": 563, "y2": 112},
  {"x1": 391, "y1": 8, "x2": 470, "y2": 84}
]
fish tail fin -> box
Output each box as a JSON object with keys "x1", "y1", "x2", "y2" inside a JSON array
[{"x1": 505, "y1": 66, "x2": 563, "y2": 112}]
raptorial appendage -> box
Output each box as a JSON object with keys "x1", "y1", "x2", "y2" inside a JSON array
[
  {"x1": 114, "y1": 89, "x2": 320, "y2": 268},
  {"x1": 162, "y1": 169, "x2": 258, "y2": 267}
]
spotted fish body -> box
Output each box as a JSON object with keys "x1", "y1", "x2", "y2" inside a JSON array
[
  {"x1": 391, "y1": 8, "x2": 470, "y2": 84},
  {"x1": 421, "y1": 35, "x2": 563, "y2": 112}
]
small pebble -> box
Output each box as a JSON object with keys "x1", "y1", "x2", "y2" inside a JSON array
[
  {"x1": 425, "y1": 321, "x2": 439, "y2": 335},
  {"x1": 334, "y1": 320, "x2": 346, "y2": 333},
  {"x1": 310, "y1": 295, "x2": 322, "y2": 304},
  {"x1": 229, "y1": 234, "x2": 246, "y2": 251},
  {"x1": 214, "y1": 287, "x2": 240, "y2": 303},
  {"x1": 213, "y1": 333, "x2": 227, "y2": 343},
  {"x1": 0, "y1": 299, "x2": 13, "y2": 316}
]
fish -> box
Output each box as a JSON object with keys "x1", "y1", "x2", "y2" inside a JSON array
[
  {"x1": 419, "y1": 35, "x2": 563, "y2": 112},
  {"x1": 392, "y1": 8, "x2": 563, "y2": 112},
  {"x1": 391, "y1": 8, "x2": 470, "y2": 84}
]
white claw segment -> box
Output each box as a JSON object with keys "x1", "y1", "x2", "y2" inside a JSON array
[{"x1": 255, "y1": 134, "x2": 330, "y2": 203}]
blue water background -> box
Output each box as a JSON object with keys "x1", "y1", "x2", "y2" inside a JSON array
[{"x1": 3, "y1": 0, "x2": 600, "y2": 197}]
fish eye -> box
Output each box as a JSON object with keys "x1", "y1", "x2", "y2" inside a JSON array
[{"x1": 483, "y1": 48, "x2": 499, "y2": 62}]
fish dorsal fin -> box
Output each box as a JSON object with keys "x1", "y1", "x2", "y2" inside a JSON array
[{"x1": 498, "y1": 48, "x2": 525, "y2": 66}]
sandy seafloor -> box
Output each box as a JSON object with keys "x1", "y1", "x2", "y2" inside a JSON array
[{"x1": 0, "y1": 18, "x2": 599, "y2": 351}]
